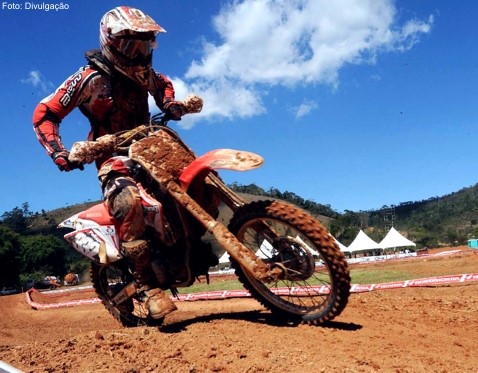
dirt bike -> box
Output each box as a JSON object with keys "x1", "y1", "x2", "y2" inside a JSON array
[{"x1": 58, "y1": 95, "x2": 351, "y2": 327}]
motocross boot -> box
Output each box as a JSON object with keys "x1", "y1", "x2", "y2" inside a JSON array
[
  {"x1": 121, "y1": 240, "x2": 177, "y2": 319},
  {"x1": 143, "y1": 288, "x2": 177, "y2": 319}
]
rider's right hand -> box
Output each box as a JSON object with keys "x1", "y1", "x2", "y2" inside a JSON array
[{"x1": 52, "y1": 151, "x2": 84, "y2": 172}]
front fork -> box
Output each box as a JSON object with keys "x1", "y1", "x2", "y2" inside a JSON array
[{"x1": 166, "y1": 179, "x2": 282, "y2": 282}]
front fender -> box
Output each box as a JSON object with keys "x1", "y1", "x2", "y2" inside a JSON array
[{"x1": 179, "y1": 149, "x2": 264, "y2": 190}]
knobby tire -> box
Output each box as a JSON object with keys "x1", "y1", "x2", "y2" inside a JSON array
[
  {"x1": 228, "y1": 200, "x2": 351, "y2": 324},
  {"x1": 90, "y1": 261, "x2": 163, "y2": 327}
]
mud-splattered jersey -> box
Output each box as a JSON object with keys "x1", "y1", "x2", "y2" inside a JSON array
[{"x1": 33, "y1": 57, "x2": 175, "y2": 161}]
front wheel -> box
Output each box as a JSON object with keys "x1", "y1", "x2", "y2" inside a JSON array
[{"x1": 228, "y1": 200, "x2": 351, "y2": 324}]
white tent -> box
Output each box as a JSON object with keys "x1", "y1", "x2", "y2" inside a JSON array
[
  {"x1": 346, "y1": 230, "x2": 382, "y2": 253},
  {"x1": 256, "y1": 239, "x2": 274, "y2": 259},
  {"x1": 256, "y1": 236, "x2": 320, "y2": 258},
  {"x1": 294, "y1": 235, "x2": 320, "y2": 256},
  {"x1": 331, "y1": 235, "x2": 349, "y2": 252},
  {"x1": 218, "y1": 252, "x2": 230, "y2": 263},
  {"x1": 379, "y1": 227, "x2": 416, "y2": 249}
]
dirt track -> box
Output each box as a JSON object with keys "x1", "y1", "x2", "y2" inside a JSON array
[{"x1": 1, "y1": 248, "x2": 477, "y2": 373}]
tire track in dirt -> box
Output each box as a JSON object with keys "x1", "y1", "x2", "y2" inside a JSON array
[{"x1": 1, "y1": 249, "x2": 477, "y2": 372}]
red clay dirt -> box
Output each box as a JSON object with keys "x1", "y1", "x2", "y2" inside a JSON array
[{"x1": 1, "y1": 247, "x2": 477, "y2": 373}]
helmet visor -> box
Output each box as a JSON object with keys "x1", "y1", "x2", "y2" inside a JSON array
[{"x1": 114, "y1": 34, "x2": 157, "y2": 65}]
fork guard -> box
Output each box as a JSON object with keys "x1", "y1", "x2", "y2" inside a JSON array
[{"x1": 165, "y1": 180, "x2": 282, "y2": 282}]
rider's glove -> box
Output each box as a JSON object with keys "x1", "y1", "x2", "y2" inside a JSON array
[
  {"x1": 52, "y1": 151, "x2": 84, "y2": 172},
  {"x1": 163, "y1": 101, "x2": 186, "y2": 120}
]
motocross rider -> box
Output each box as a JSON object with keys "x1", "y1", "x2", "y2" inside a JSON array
[{"x1": 32, "y1": 6, "x2": 187, "y2": 319}]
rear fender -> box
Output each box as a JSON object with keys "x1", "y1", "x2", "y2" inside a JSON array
[{"x1": 179, "y1": 149, "x2": 263, "y2": 190}]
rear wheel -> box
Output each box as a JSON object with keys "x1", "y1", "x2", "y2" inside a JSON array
[
  {"x1": 90, "y1": 261, "x2": 163, "y2": 327},
  {"x1": 228, "y1": 200, "x2": 350, "y2": 324}
]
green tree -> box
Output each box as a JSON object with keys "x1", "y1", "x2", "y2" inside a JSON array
[
  {"x1": 1, "y1": 202, "x2": 32, "y2": 233},
  {"x1": 19, "y1": 234, "x2": 67, "y2": 280},
  {"x1": 0, "y1": 226, "x2": 21, "y2": 287}
]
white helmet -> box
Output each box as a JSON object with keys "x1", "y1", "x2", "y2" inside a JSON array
[{"x1": 99, "y1": 6, "x2": 166, "y2": 85}]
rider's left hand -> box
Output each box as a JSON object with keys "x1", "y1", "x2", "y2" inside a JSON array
[{"x1": 164, "y1": 101, "x2": 185, "y2": 120}]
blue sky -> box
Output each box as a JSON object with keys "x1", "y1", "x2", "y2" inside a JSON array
[{"x1": 1, "y1": 0, "x2": 477, "y2": 216}]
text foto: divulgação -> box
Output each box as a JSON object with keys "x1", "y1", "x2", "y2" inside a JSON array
[{"x1": 2, "y1": 2, "x2": 70, "y2": 11}]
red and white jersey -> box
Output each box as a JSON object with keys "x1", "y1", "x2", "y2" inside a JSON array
[{"x1": 33, "y1": 52, "x2": 175, "y2": 163}]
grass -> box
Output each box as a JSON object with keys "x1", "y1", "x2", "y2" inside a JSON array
[
  {"x1": 174, "y1": 251, "x2": 477, "y2": 295},
  {"x1": 179, "y1": 267, "x2": 423, "y2": 294},
  {"x1": 349, "y1": 269, "x2": 413, "y2": 284},
  {"x1": 181, "y1": 277, "x2": 242, "y2": 293}
]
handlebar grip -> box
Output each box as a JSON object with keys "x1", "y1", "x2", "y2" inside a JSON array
[{"x1": 69, "y1": 134, "x2": 116, "y2": 164}]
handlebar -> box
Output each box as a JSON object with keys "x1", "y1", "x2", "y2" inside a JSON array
[
  {"x1": 68, "y1": 94, "x2": 203, "y2": 165},
  {"x1": 151, "y1": 112, "x2": 172, "y2": 126}
]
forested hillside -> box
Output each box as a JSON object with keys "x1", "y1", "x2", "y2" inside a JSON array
[
  {"x1": 230, "y1": 183, "x2": 478, "y2": 248},
  {"x1": 2, "y1": 182, "x2": 478, "y2": 289},
  {"x1": 367, "y1": 184, "x2": 478, "y2": 248}
]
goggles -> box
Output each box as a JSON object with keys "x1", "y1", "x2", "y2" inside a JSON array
[{"x1": 114, "y1": 33, "x2": 157, "y2": 65}]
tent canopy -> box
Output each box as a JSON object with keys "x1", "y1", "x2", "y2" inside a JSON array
[
  {"x1": 256, "y1": 236, "x2": 320, "y2": 258},
  {"x1": 332, "y1": 235, "x2": 349, "y2": 252},
  {"x1": 218, "y1": 252, "x2": 230, "y2": 263},
  {"x1": 346, "y1": 230, "x2": 382, "y2": 253},
  {"x1": 379, "y1": 227, "x2": 416, "y2": 249}
]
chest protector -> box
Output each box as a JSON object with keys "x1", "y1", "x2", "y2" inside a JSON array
[{"x1": 84, "y1": 49, "x2": 150, "y2": 140}]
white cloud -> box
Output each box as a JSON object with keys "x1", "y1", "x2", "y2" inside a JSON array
[
  {"x1": 149, "y1": 77, "x2": 265, "y2": 129},
  {"x1": 178, "y1": 0, "x2": 433, "y2": 124},
  {"x1": 21, "y1": 70, "x2": 54, "y2": 92},
  {"x1": 292, "y1": 99, "x2": 318, "y2": 120},
  {"x1": 186, "y1": 80, "x2": 265, "y2": 119},
  {"x1": 393, "y1": 15, "x2": 434, "y2": 52}
]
